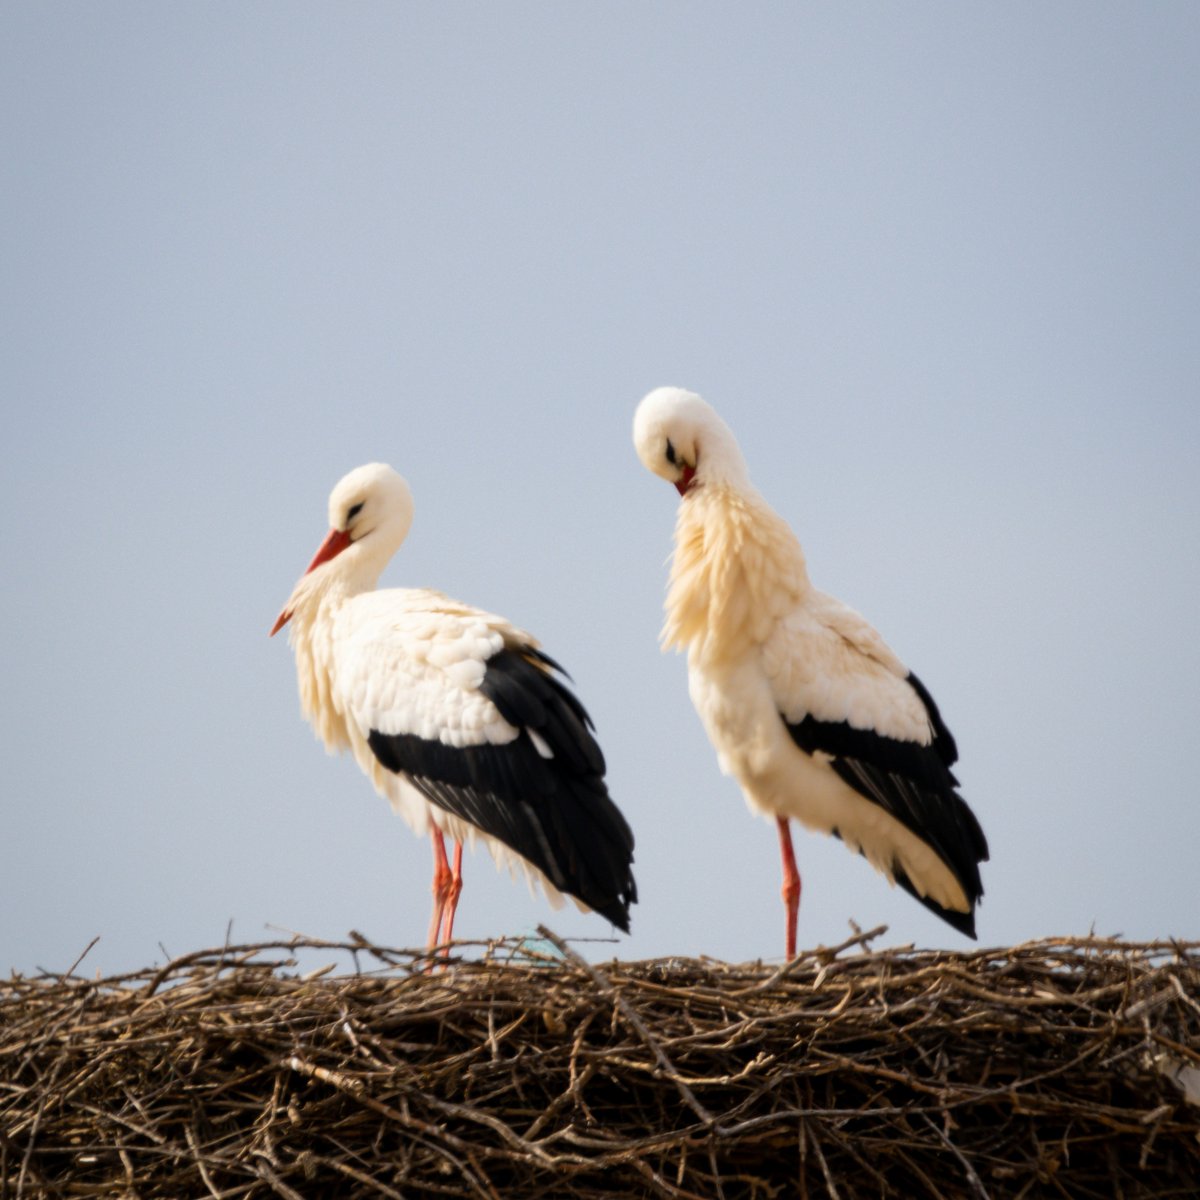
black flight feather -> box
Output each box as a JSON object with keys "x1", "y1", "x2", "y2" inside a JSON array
[
  {"x1": 785, "y1": 671, "x2": 988, "y2": 937},
  {"x1": 367, "y1": 649, "x2": 635, "y2": 931}
]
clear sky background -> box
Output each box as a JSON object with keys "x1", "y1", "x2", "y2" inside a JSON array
[{"x1": 3, "y1": 4, "x2": 1197, "y2": 977}]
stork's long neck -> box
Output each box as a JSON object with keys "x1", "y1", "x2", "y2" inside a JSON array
[
  {"x1": 663, "y1": 483, "x2": 811, "y2": 664},
  {"x1": 284, "y1": 551, "x2": 387, "y2": 753}
]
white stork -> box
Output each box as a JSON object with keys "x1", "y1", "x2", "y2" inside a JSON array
[
  {"x1": 633, "y1": 388, "x2": 987, "y2": 956},
  {"x1": 271, "y1": 463, "x2": 637, "y2": 949}
]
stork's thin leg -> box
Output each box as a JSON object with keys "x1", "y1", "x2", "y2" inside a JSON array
[
  {"x1": 427, "y1": 830, "x2": 453, "y2": 951},
  {"x1": 776, "y1": 817, "x2": 801, "y2": 959},
  {"x1": 439, "y1": 841, "x2": 465, "y2": 955}
]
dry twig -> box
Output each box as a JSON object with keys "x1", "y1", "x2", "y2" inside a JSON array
[{"x1": 1, "y1": 934, "x2": 1197, "y2": 1197}]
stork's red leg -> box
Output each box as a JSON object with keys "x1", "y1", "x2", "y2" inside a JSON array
[
  {"x1": 426, "y1": 830, "x2": 453, "y2": 950},
  {"x1": 439, "y1": 841, "x2": 465, "y2": 955},
  {"x1": 776, "y1": 817, "x2": 801, "y2": 959}
]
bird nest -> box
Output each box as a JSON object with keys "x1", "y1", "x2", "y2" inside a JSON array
[{"x1": 2, "y1": 929, "x2": 1198, "y2": 1199}]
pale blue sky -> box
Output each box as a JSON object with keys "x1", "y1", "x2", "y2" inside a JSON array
[{"x1": 3, "y1": 3, "x2": 1198, "y2": 975}]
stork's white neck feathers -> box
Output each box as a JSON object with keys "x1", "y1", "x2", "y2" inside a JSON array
[
  {"x1": 664, "y1": 481, "x2": 810, "y2": 664},
  {"x1": 634, "y1": 388, "x2": 811, "y2": 662},
  {"x1": 277, "y1": 463, "x2": 415, "y2": 752}
]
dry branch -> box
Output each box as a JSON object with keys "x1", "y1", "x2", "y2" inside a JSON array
[{"x1": 1, "y1": 934, "x2": 1198, "y2": 1197}]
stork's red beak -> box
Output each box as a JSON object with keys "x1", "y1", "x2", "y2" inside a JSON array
[
  {"x1": 674, "y1": 465, "x2": 697, "y2": 497},
  {"x1": 301, "y1": 527, "x2": 353, "y2": 574},
  {"x1": 269, "y1": 527, "x2": 354, "y2": 636}
]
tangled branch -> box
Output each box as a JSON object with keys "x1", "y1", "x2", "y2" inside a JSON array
[{"x1": 2, "y1": 933, "x2": 1198, "y2": 1197}]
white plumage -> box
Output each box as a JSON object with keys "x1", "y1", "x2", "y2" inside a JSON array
[
  {"x1": 634, "y1": 388, "x2": 987, "y2": 956},
  {"x1": 272, "y1": 463, "x2": 637, "y2": 949}
]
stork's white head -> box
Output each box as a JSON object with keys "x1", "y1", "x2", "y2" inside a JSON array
[
  {"x1": 271, "y1": 463, "x2": 414, "y2": 635},
  {"x1": 325, "y1": 462, "x2": 415, "y2": 550},
  {"x1": 633, "y1": 387, "x2": 750, "y2": 497}
]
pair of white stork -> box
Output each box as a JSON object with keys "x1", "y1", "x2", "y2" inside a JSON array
[{"x1": 272, "y1": 388, "x2": 988, "y2": 958}]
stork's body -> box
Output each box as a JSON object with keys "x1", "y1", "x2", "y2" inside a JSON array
[
  {"x1": 634, "y1": 389, "x2": 987, "y2": 955},
  {"x1": 272, "y1": 464, "x2": 636, "y2": 948}
]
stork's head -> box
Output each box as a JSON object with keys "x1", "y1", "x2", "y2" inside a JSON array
[
  {"x1": 324, "y1": 462, "x2": 415, "y2": 552},
  {"x1": 633, "y1": 386, "x2": 749, "y2": 497},
  {"x1": 271, "y1": 462, "x2": 414, "y2": 635}
]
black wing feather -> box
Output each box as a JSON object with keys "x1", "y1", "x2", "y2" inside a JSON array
[
  {"x1": 907, "y1": 671, "x2": 959, "y2": 770},
  {"x1": 786, "y1": 671, "x2": 988, "y2": 937},
  {"x1": 367, "y1": 648, "x2": 635, "y2": 931}
]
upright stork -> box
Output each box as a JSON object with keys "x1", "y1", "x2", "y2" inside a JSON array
[
  {"x1": 272, "y1": 462, "x2": 637, "y2": 949},
  {"x1": 633, "y1": 388, "x2": 986, "y2": 956}
]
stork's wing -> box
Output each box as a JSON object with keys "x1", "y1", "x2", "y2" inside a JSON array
[
  {"x1": 764, "y1": 593, "x2": 988, "y2": 935},
  {"x1": 335, "y1": 595, "x2": 636, "y2": 930}
]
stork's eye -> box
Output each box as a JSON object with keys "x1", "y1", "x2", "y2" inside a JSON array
[
  {"x1": 665, "y1": 439, "x2": 678, "y2": 467},
  {"x1": 347, "y1": 502, "x2": 364, "y2": 521}
]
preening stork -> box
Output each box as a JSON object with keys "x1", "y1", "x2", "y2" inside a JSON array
[
  {"x1": 271, "y1": 463, "x2": 637, "y2": 949},
  {"x1": 633, "y1": 388, "x2": 988, "y2": 957}
]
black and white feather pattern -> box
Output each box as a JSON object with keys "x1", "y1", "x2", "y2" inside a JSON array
[
  {"x1": 785, "y1": 672, "x2": 987, "y2": 936},
  {"x1": 366, "y1": 646, "x2": 636, "y2": 931}
]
